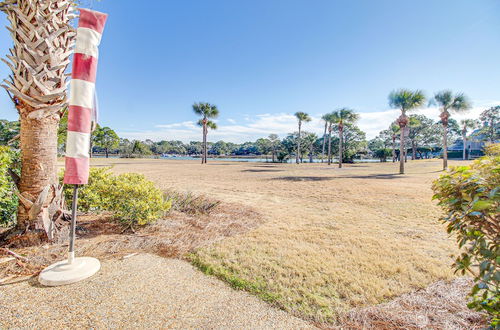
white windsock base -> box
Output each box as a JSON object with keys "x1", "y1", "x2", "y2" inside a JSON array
[{"x1": 38, "y1": 257, "x2": 100, "y2": 286}]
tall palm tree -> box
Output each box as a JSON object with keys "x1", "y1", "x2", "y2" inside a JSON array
[
  {"x1": 197, "y1": 119, "x2": 217, "y2": 163},
  {"x1": 294, "y1": 112, "x2": 311, "y2": 164},
  {"x1": 460, "y1": 119, "x2": 479, "y2": 160},
  {"x1": 331, "y1": 108, "x2": 359, "y2": 168},
  {"x1": 0, "y1": 0, "x2": 74, "y2": 240},
  {"x1": 431, "y1": 91, "x2": 471, "y2": 170},
  {"x1": 389, "y1": 123, "x2": 400, "y2": 162},
  {"x1": 389, "y1": 89, "x2": 426, "y2": 174},
  {"x1": 320, "y1": 114, "x2": 329, "y2": 162},
  {"x1": 193, "y1": 102, "x2": 219, "y2": 164}
]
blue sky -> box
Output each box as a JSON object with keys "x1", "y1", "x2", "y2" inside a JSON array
[{"x1": 0, "y1": 0, "x2": 499, "y2": 141}]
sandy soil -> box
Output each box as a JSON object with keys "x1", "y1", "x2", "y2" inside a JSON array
[{"x1": 76, "y1": 158, "x2": 468, "y2": 324}]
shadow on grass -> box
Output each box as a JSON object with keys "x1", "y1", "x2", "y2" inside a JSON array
[
  {"x1": 242, "y1": 169, "x2": 284, "y2": 173},
  {"x1": 272, "y1": 176, "x2": 334, "y2": 182},
  {"x1": 252, "y1": 164, "x2": 280, "y2": 168},
  {"x1": 337, "y1": 173, "x2": 402, "y2": 179},
  {"x1": 206, "y1": 163, "x2": 239, "y2": 166},
  {"x1": 272, "y1": 173, "x2": 403, "y2": 181}
]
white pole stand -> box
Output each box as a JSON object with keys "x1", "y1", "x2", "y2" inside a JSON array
[{"x1": 39, "y1": 185, "x2": 100, "y2": 286}]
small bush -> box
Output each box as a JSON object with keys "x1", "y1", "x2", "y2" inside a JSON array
[
  {"x1": 166, "y1": 190, "x2": 220, "y2": 214},
  {"x1": 0, "y1": 146, "x2": 19, "y2": 226},
  {"x1": 63, "y1": 167, "x2": 113, "y2": 213},
  {"x1": 373, "y1": 148, "x2": 392, "y2": 162},
  {"x1": 107, "y1": 173, "x2": 171, "y2": 226},
  {"x1": 432, "y1": 143, "x2": 499, "y2": 327},
  {"x1": 62, "y1": 167, "x2": 171, "y2": 227}
]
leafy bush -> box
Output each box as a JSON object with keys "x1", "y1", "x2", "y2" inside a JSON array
[
  {"x1": 0, "y1": 146, "x2": 19, "y2": 226},
  {"x1": 166, "y1": 190, "x2": 220, "y2": 214},
  {"x1": 432, "y1": 144, "x2": 499, "y2": 327},
  {"x1": 62, "y1": 167, "x2": 171, "y2": 227},
  {"x1": 106, "y1": 173, "x2": 171, "y2": 226},
  {"x1": 373, "y1": 148, "x2": 392, "y2": 162},
  {"x1": 63, "y1": 167, "x2": 112, "y2": 213}
]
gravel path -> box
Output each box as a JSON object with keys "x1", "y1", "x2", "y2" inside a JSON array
[{"x1": 0, "y1": 254, "x2": 314, "y2": 329}]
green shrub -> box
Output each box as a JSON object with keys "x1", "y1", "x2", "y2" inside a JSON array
[
  {"x1": 432, "y1": 143, "x2": 499, "y2": 327},
  {"x1": 62, "y1": 167, "x2": 171, "y2": 227},
  {"x1": 0, "y1": 146, "x2": 19, "y2": 226},
  {"x1": 106, "y1": 173, "x2": 171, "y2": 226},
  {"x1": 63, "y1": 167, "x2": 113, "y2": 213},
  {"x1": 373, "y1": 148, "x2": 392, "y2": 162}
]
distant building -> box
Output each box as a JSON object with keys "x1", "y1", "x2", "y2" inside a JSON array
[{"x1": 448, "y1": 128, "x2": 497, "y2": 159}]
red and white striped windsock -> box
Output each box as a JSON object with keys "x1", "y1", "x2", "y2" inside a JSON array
[{"x1": 64, "y1": 9, "x2": 108, "y2": 185}]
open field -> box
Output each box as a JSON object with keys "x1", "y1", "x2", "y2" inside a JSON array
[{"x1": 86, "y1": 158, "x2": 465, "y2": 324}]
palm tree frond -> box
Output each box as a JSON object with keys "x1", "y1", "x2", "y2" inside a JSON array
[
  {"x1": 295, "y1": 111, "x2": 311, "y2": 122},
  {"x1": 206, "y1": 120, "x2": 217, "y2": 130},
  {"x1": 389, "y1": 89, "x2": 426, "y2": 112}
]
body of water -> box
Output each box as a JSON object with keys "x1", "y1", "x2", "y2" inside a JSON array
[{"x1": 160, "y1": 156, "x2": 381, "y2": 163}]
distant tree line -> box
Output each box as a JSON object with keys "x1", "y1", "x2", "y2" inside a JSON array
[{"x1": 0, "y1": 104, "x2": 497, "y2": 162}]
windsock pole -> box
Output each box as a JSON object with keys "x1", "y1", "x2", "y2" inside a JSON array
[
  {"x1": 38, "y1": 9, "x2": 108, "y2": 286},
  {"x1": 68, "y1": 185, "x2": 79, "y2": 264}
]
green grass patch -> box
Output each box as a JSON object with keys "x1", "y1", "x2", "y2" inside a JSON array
[{"x1": 188, "y1": 252, "x2": 282, "y2": 304}]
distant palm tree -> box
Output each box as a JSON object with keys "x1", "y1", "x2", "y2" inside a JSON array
[
  {"x1": 431, "y1": 91, "x2": 471, "y2": 170},
  {"x1": 321, "y1": 114, "x2": 329, "y2": 162},
  {"x1": 193, "y1": 102, "x2": 219, "y2": 164},
  {"x1": 294, "y1": 112, "x2": 311, "y2": 164},
  {"x1": 389, "y1": 89, "x2": 426, "y2": 174},
  {"x1": 389, "y1": 123, "x2": 400, "y2": 162},
  {"x1": 331, "y1": 108, "x2": 359, "y2": 168},
  {"x1": 323, "y1": 113, "x2": 336, "y2": 165},
  {"x1": 460, "y1": 119, "x2": 479, "y2": 160}
]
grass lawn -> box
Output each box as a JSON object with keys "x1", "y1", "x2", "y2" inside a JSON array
[{"x1": 98, "y1": 158, "x2": 462, "y2": 323}]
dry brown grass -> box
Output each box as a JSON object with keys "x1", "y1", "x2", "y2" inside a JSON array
[
  {"x1": 342, "y1": 277, "x2": 485, "y2": 329},
  {"x1": 0, "y1": 201, "x2": 263, "y2": 280},
  {"x1": 1, "y1": 158, "x2": 483, "y2": 328},
  {"x1": 89, "y1": 158, "x2": 467, "y2": 324}
]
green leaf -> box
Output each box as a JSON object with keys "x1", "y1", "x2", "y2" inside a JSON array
[{"x1": 472, "y1": 200, "x2": 493, "y2": 211}]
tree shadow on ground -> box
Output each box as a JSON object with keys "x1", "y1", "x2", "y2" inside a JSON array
[
  {"x1": 336, "y1": 173, "x2": 402, "y2": 179},
  {"x1": 272, "y1": 176, "x2": 334, "y2": 182},
  {"x1": 252, "y1": 164, "x2": 280, "y2": 167},
  {"x1": 271, "y1": 173, "x2": 402, "y2": 181},
  {"x1": 206, "y1": 163, "x2": 239, "y2": 166}
]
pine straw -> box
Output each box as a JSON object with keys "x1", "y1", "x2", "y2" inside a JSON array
[
  {"x1": 0, "y1": 201, "x2": 263, "y2": 281},
  {"x1": 338, "y1": 277, "x2": 486, "y2": 329}
]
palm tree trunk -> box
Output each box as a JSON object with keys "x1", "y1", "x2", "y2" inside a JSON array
[
  {"x1": 203, "y1": 126, "x2": 208, "y2": 164},
  {"x1": 105, "y1": 148, "x2": 109, "y2": 158},
  {"x1": 327, "y1": 127, "x2": 332, "y2": 165},
  {"x1": 411, "y1": 141, "x2": 416, "y2": 160},
  {"x1": 309, "y1": 144, "x2": 313, "y2": 163},
  {"x1": 392, "y1": 136, "x2": 396, "y2": 162},
  {"x1": 202, "y1": 124, "x2": 206, "y2": 164},
  {"x1": 296, "y1": 122, "x2": 301, "y2": 164},
  {"x1": 321, "y1": 122, "x2": 327, "y2": 163},
  {"x1": 272, "y1": 150, "x2": 275, "y2": 163},
  {"x1": 462, "y1": 133, "x2": 466, "y2": 160},
  {"x1": 15, "y1": 114, "x2": 65, "y2": 242},
  {"x1": 443, "y1": 124, "x2": 448, "y2": 170},
  {"x1": 338, "y1": 127, "x2": 343, "y2": 168},
  {"x1": 399, "y1": 127, "x2": 405, "y2": 174}
]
